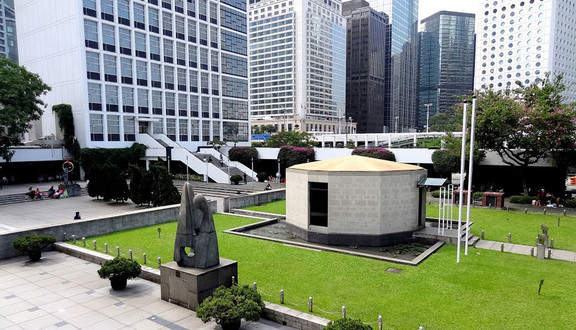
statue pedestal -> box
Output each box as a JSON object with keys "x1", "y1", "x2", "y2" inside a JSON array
[
  {"x1": 160, "y1": 258, "x2": 238, "y2": 310},
  {"x1": 536, "y1": 244, "x2": 546, "y2": 259}
]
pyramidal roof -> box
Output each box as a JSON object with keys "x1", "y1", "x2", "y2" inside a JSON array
[{"x1": 289, "y1": 155, "x2": 423, "y2": 172}]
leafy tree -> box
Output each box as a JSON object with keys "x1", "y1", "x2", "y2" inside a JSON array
[
  {"x1": 87, "y1": 165, "x2": 107, "y2": 199},
  {"x1": 265, "y1": 131, "x2": 316, "y2": 148},
  {"x1": 150, "y1": 163, "x2": 180, "y2": 206},
  {"x1": 475, "y1": 73, "x2": 576, "y2": 195},
  {"x1": 228, "y1": 146, "x2": 258, "y2": 167},
  {"x1": 0, "y1": 57, "x2": 51, "y2": 161},
  {"x1": 277, "y1": 146, "x2": 315, "y2": 176},
  {"x1": 352, "y1": 147, "x2": 396, "y2": 161},
  {"x1": 80, "y1": 143, "x2": 146, "y2": 178},
  {"x1": 430, "y1": 103, "x2": 463, "y2": 132},
  {"x1": 52, "y1": 104, "x2": 81, "y2": 159},
  {"x1": 431, "y1": 133, "x2": 485, "y2": 178}
]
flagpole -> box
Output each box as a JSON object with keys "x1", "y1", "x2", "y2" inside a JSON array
[
  {"x1": 465, "y1": 98, "x2": 477, "y2": 256},
  {"x1": 457, "y1": 102, "x2": 468, "y2": 263}
]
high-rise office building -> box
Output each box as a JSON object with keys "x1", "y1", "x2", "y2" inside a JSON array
[
  {"x1": 16, "y1": 0, "x2": 249, "y2": 149},
  {"x1": 475, "y1": 0, "x2": 576, "y2": 102},
  {"x1": 363, "y1": 0, "x2": 418, "y2": 132},
  {"x1": 343, "y1": 0, "x2": 389, "y2": 133},
  {"x1": 248, "y1": 0, "x2": 348, "y2": 134},
  {"x1": 418, "y1": 11, "x2": 475, "y2": 131},
  {"x1": 0, "y1": 0, "x2": 18, "y2": 63}
]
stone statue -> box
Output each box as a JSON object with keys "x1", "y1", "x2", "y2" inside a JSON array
[{"x1": 174, "y1": 182, "x2": 220, "y2": 268}]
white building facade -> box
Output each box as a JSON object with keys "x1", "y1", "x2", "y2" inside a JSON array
[
  {"x1": 475, "y1": 0, "x2": 576, "y2": 102},
  {"x1": 248, "y1": 0, "x2": 348, "y2": 134},
  {"x1": 16, "y1": 0, "x2": 249, "y2": 149}
]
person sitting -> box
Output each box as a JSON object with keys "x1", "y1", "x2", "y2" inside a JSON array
[
  {"x1": 60, "y1": 189, "x2": 69, "y2": 199},
  {"x1": 265, "y1": 184, "x2": 272, "y2": 190},
  {"x1": 26, "y1": 187, "x2": 35, "y2": 199},
  {"x1": 34, "y1": 188, "x2": 42, "y2": 199},
  {"x1": 53, "y1": 188, "x2": 64, "y2": 199},
  {"x1": 47, "y1": 186, "x2": 55, "y2": 198},
  {"x1": 74, "y1": 211, "x2": 81, "y2": 220}
]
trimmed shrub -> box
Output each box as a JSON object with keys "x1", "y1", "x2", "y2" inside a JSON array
[
  {"x1": 509, "y1": 195, "x2": 535, "y2": 204},
  {"x1": 257, "y1": 172, "x2": 268, "y2": 182},
  {"x1": 324, "y1": 317, "x2": 372, "y2": 330},
  {"x1": 230, "y1": 175, "x2": 242, "y2": 185},
  {"x1": 196, "y1": 285, "x2": 265, "y2": 329},
  {"x1": 277, "y1": 146, "x2": 315, "y2": 169},
  {"x1": 352, "y1": 147, "x2": 396, "y2": 161},
  {"x1": 431, "y1": 190, "x2": 441, "y2": 198},
  {"x1": 228, "y1": 147, "x2": 258, "y2": 167},
  {"x1": 473, "y1": 191, "x2": 484, "y2": 201},
  {"x1": 564, "y1": 199, "x2": 576, "y2": 208}
]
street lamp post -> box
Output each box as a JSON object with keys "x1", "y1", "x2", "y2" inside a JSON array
[
  {"x1": 395, "y1": 116, "x2": 399, "y2": 133},
  {"x1": 203, "y1": 157, "x2": 208, "y2": 182},
  {"x1": 424, "y1": 103, "x2": 433, "y2": 133},
  {"x1": 251, "y1": 157, "x2": 254, "y2": 181},
  {"x1": 344, "y1": 117, "x2": 352, "y2": 148},
  {"x1": 277, "y1": 158, "x2": 281, "y2": 182}
]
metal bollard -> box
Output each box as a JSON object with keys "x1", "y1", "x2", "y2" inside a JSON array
[
  {"x1": 72, "y1": 235, "x2": 76, "y2": 243},
  {"x1": 280, "y1": 289, "x2": 284, "y2": 304},
  {"x1": 530, "y1": 247, "x2": 534, "y2": 256},
  {"x1": 105, "y1": 243, "x2": 108, "y2": 253},
  {"x1": 564, "y1": 209, "x2": 567, "y2": 216},
  {"x1": 308, "y1": 297, "x2": 313, "y2": 313},
  {"x1": 232, "y1": 276, "x2": 235, "y2": 286},
  {"x1": 64, "y1": 232, "x2": 67, "y2": 241},
  {"x1": 524, "y1": 208, "x2": 528, "y2": 214},
  {"x1": 116, "y1": 246, "x2": 120, "y2": 257},
  {"x1": 481, "y1": 230, "x2": 485, "y2": 240},
  {"x1": 501, "y1": 243, "x2": 504, "y2": 252},
  {"x1": 93, "y1": 240, "x2": 97, "y2": 250},
  {"x1": 129, "y1": 249, "x2": 133, "y2": 260},
  {"x1": 535, "y1": 237, "x2": 538, "y2": 246},
  {"x1": 158, "y1": 256, "x2": 162, "y2": 268},
  {"x1": 252, "y1": 282, "x2": 257, "y2": 291},
  {"x1": 342, "y1": 306, "x2": 346, "y2": 318},
  {"x1": 378, "y1": 315, "x2": 383, "y2": 330},
  {"x1": 551, "y1": 239, "x2": 554, "y2": 249},
  {"x1": 558, "y1": 217, "x2": 560, "y2": 227},
  {"x1": 143, "y1": 253, "x2": 147, "y2": 264},
  {"x1": 544, "y1": 208, "x2": 547, "y2": 215},
  {"x1": 82, "y1": 237, "x2": 86, "y2": 247},
  {"x1": 508, "y1": 232, "x2": 511, "y2": 243},
  {"x1": 548, "y1": 249, "x2": 552, "y2": 259}
]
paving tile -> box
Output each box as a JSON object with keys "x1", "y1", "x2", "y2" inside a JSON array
[
  {"x1": 0, "y1": 300, "x2": 35, "y2": 316},
  {"x1": 99, "y1": 302, "x2": 136, "y2": 318},
  {"x1": 0, "y1": 278, "x2": 28, "y2": 290},
  {"x1": 128, "y1": 318, "x2": 164, "y2": 330},
  {"x1": 26, "y1": 292, "x2": 65, "y2": 307},
  {"x1": 0, "y1": 315, "x2": 16, "y2": 328},
  {"x1": 38, "y1": 298, "x2": 77, "y2": 313},
  {"x1": 115, "y1": 308, "x2": 154, "y2": 326},
  {"x1": 17, "y1": 313, "x2": 63, "y2": 330},
  {"x1": 173, "y1": 315, "x2": 212, "y2": 329},
  {"x1": 5, "y1": 306, "x2": 49, "y2": 324},
  {"x1": 57, "y1": 285, "x2": 92, "y2": 298},
  {"x1": 84, "y1": 296, "x2": 122, "y2": 310},
  {"x1": 155, "y1": 305, "x2": 195, "y2": 323},
  {"x1": 83, "y1": 318, "x2": 126, "y2": 330},
  {"x1": 139, "y1": 300, "x2": 179, "y2": 315},
  {"x1": 5, "y1": 282, "x2": 42, "y2": 295},
  {"x1": 15, "y1": 287, "x2": 53, "y2": 300},
  {"x1": 49, "y1": 303, "x2": 92, "y2": 319},
  {"x1": 66, "y1": 310, "x2": 108, "y2": 328}
]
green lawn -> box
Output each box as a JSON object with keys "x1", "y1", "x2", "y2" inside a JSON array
[
  {"x1": 82, "y1": 211, "x2": 576, "y2": 329},
  {"x1": 242, "y1": 200, "x2": 287, "y2": 215}
]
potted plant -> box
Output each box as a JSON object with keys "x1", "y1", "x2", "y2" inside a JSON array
[
  {"x1": 13, "y1": 234, "x2": 56, "y2": 261},
  {"x1": 230, "y1": 175, "x2": 242, "y2": 185},
  {"x1": 97, "y1": 256, "x2": 142, "y2": 290},
  {"x1": 196, "y1": 285, "x2": 265, "y2": 330}
]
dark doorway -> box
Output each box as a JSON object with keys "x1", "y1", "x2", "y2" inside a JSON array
[{"x1": 309, "y1": 182, "x2": 328, "y2": 227}]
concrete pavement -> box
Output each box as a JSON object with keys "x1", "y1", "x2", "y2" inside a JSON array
[{"x1": 474, "y1": 240, "x2": 576, "y2": 262}]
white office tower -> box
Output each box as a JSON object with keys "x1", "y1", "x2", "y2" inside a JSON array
[
  {"x1": 16, "y1": 0, "x2": 249, "y2": 149},
  {"x1": 475, "y1": 0, "x2": 576, "y2": 102},
  {"x1": 248, "y1": 0, "x2": 347, "y2": 133}
]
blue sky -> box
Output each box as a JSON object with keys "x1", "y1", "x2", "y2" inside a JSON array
[{"x1": 419, "y1": 0, "x2": 478, "y2": 22}]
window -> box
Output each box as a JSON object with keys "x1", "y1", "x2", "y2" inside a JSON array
[
  {"x1": 199, "y1": 23, "x2": 207, "y2": 45},
  {"x1": 210, "y1": 26, "x2": 218, "y2": 48},
  {"x1": 189, "y1": 70, "x2": 198, "y2": 92},
  {"x1": 101, "y1": 0, "x2": 114, "y2": 21},
  {"x1": 211, "y1": 74, "x2": 219, "y2": 95},
  {"x1": 209, "y1": 2, "x2": 218, "y2": 24},
  {"x1": 163, "y1": 39, "x2": 174, "y2": 63},
  {"x1": 221, "y1": 53, "x2": 246, "y2": 77},
  {"x1": 162, "y1": 11, "x2": 173, "y2": 36},
  {"x1": 177, "y1": 68, "x2": 187, "y2": 91},
  {"x1": 83, "y1": 0, "x2": 97, "y2": 17},
  {"x1": 103, "y1": 54, "x2": 117, "y2": 82},
  {"x1": 222, "y1": 99, "x2": 247, "y2": 119},
  {"x1": 202, "y1": 120, "x2": 210, "y2": 141},
  {"x1": 220, "y1": 7, "x2": 246, "y2": 33},
  {"x1": 162, "y1": 0, "x2": 172, "y2": 9},
  {"x1": 152, "y1": 119, "x2": 164, "y2": 134},
  {"x1": 124, "y1": 116, "x2": 136, "y2": 141},
  {"x1": 178, "y1": 94, "x2": 187, "y2": 116},
  {"x1": 212, "y1": 120, "x2": 220, "y2": 140},
  {"x1": 151, "y1": 63, "x2": 162, "y2": 87},
  {"x1": 212, "y1": 97, "x2": 219, "y2": 118},
  {"x1": 221, "y1": 30, "x2": 246, "y2": 55},
  {"x1": 166, "y1": 118, "x2": 176, "y2": 140},
  {"x1": 149, "y1": 35, "x2": 161, "y2": 61},
  {"x1": 152, "y1": 90, "x2": 163, "y2": 114},
  {"x1": 188, "y1": 45, "x2": 197, "y2": 67},
  {"x1": 105, "y1": 85, "x2": 119, "y2": 111},
  {"x1": 120, "y1": 58, "x2": 133, "y2": 84},
  {"x1": 88, "y1": 83, "x2": 102, "y2": 110},
  {"x1": 84, "y1": 20, "x2": 98, "y2": 49},
  {"x1": 199, "y1": 0, "x2": 207, "y2": 20},
  {"x1": 90, "y1": 114, "x2": 104, "y2": 141},
  {"x1": 122, "y1": 87, "x2": 134, "y2": 112},
  {"x1": 187, "y1": 19, "x2": 197, "y2": 42},
  {"x1": 191, "y1": 119, "x2": 199, "y2": 141},
  {"x1": 176, "y1": 42, "x2": 186, "y2": 66},
  {"x1": 135, "y1": 32, "x2": 146, "y2": 58},
  {"x1": 102, "y1": 24, "x2": 116, "y2": 52},
  {"x1": 309, "y1": 182, "x2": 328, "y2": 227},
  {"x1": 187, "y1": 0, "x2": 196, "y2": 17},
  {"x1": 201, "y1": 96, "x2": 209, "y2": 117},
  {"x1": 175, "y1": 0, "x2": 185, "y2": 14},
  {"x1": 164, "y1": 66, "x2": 175, "y2": 89},
  {"x1": 210, "y1": 50, "x2": 218, "y2": 71},
  {"x1": 200, "y1": 72, "x2": 209, "y2": 94},
  {"x1": 200, "y1": 47, "x2": 208, "y2": 69},
  {"x1": 133, "y1": 3, "x2": 145, "y2": 29},
  {"x1": 119, "y1": 28, "x2": 131, "y2": 55},
  {"x1": 136, "y1": 60, "x2": 148, "y2": 86},
  {"x1": 166, "y1": 92, "x2": 176, "y2": 116},
  {"x1": 137, "y1": 89, "x2": 149, "y2": 113},
  {"x1": 179, "y1": 119, "x2": 188, "y2": 140},
  {"x1": 86, "y1": 52, "x2": 100, "y2": 80},
  {"x1": 148, "y1": 7, "x2": 160, "y2": 33},
  {"x1": 107, "y1": 115, "x2": 120, "y2": 141},
  {"x1": 190, "y1": 95, "x2": 199, "y2": 117},
  {"x1": 118, "y1": 0, "x2": 130, "y2": 25},
  {"x1": 175, "y1": 16, "x2": 185, "y2": 40}
]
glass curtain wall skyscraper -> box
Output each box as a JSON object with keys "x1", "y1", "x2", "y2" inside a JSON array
[
  {"x1": 418, "y1": 11, "x2": 475, "y2": 130},
  {"x1": 475, "y1": 0, "x2": 576, "y2": 103},
  {"x1": 364, "y1": 0, "x2": 418, "y2": 132},
  {"x1": 343, "y1": 0, "x2": 389, "y2": 133},
  {"x1": 0, "y1": 0, "x2": 18, "y2": 63},
  {"x1": 249, "y1": 0, "x2": 347, "y2": 134}
]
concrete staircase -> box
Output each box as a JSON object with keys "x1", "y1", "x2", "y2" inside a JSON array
[
  {"x1": 0, "y1": 187, "x2": 89, "y2": 206},
  {"x1": 414, "y1": 219, "x2": 479, "y2": 246}
]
